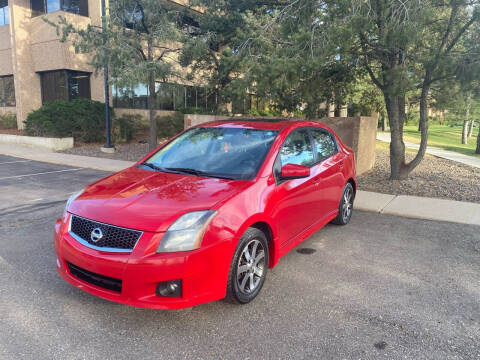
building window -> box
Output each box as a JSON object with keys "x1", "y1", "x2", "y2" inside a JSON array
[
  {"x1": 0, "y1": 0, "x2": 8, "y2": 26},
  {"x1": 112, "y1": 82, "x2": 216, "y2": 112},
  {"x1": 31, "y1": 0, "x2": 88, "y2": 17},
  {"x1": 232, "y1": 94, "x2": 252, "y2": 114},
  {"x1": 0, "y1": 76, "x2": 15, "y2": 107},
  {"x1": 40, "y1": 70, "x2": 91, "y2": 104}
]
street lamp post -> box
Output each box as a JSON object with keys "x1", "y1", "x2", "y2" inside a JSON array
[{"x1": 101, "y1": 0, "x2": 114, "y2": 153}]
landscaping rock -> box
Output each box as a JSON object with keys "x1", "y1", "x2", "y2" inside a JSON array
[{"x1": 358, "y1": 149, "x2": 480, "y2": 203}]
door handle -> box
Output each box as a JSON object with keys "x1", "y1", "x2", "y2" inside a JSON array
[{"x1": 338, "y1": 161, "x2": 344, "y2": 169}]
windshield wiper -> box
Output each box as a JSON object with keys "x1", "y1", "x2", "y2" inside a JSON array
[
  {"x1": 166, "y1": 167, "x2": 202, "y2": 176},
  {"x1": 166, "y1": 167, "x2": 236, "y2": 180},
  {"x1": 140, "y1": 162, "x2": 164, "y2": 172}
]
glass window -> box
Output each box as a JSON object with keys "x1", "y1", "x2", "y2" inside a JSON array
[
  {"x1": 31, "y1": 0, "x2": 88, "y2": 17},
  {"x1": 41, "y1": 70, "x2": 67, "y2": 103},
  {"x1": 310, "y1": 129, "x2": 338, "y2": 161},
  {"x1": 196, "y1": 87, "x2": 206, "y2": 109},
  {"x1": 156, "y1": 82, "x2": 174, "y2": 110},
  {"x1": 31, "y1": 0, "x2": 45, "y2": 17},
  {"x1": 279, "y1": 129, "x2": 315, "y2": 167},
  {"x1": 206, "y1": 89, "x2": 217, "y2": 112},
  {"x1": 145, "y1": 127, "x2": 279, "y2": 180},
  {"x1": 185, "y1": 86, "x2": 196, "y2": 108},
  {"x1": 173, "y1": 84, "x2": 185, "y2": 110},
  {"x1": 113, "y1": 83, "x2": 148, "y2": 109},
  {"x1": 122, "y1": 3, "x2": 144, "y2": 31},
  {"x1": 113, "y1": 85, "x2": 133, "y2": 108},
  {"x1": 46, "y1": 0, "x2": 60, "y2": 12},
  {"x1": 0, "y1": 76, "x2": 15, "y2": 107},
  {"x1": 40, "y1": 70, "x2": 90, "y2": 104},
  {"x1": 0, "y1": 0, "x2": 8, "y2": 26},
  {"x1": 112, "y1": 82, "x2": 211, "y2": 111},
  {"x1": 68, "y1": 71, "x2": 91, "y2": 100}
]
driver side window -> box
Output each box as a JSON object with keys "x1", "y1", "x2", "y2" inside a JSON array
[{"x1": 279, "y1": 129, "x2": 315, "y2": 167}]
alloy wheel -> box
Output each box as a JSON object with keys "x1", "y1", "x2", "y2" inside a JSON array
[
  {"x1": 236, "y1": 239, "x2": 266, "y2": 294},
  {"x1": 342, "y1": 186, "x2": 353, "y2": 222}
]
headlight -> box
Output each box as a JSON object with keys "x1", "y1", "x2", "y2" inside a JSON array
[
  {"x1": 64, "y1": 191, "x2": 82, "y2": 214},
  {"x1": 156, "y1": 210, "x2": 217, "y2": 253}
]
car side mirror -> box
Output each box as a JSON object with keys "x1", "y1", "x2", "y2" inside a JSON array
[{"x1": 280, "y1": 163, "x2": 310, "y2": 180}]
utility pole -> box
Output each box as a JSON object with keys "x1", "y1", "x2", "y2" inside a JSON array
[{"x1": 101, "y1": 0, "x2": 115, "y2": 153}]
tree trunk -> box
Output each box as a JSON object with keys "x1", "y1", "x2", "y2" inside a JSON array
[
  {"x1": 476, "y1": 120, "x2": 480, "y2": 154},
  {"x1": 385, "y1": 72, "x2": 430, "y2": 180},
  {"x1": 467, "y1": 119, "x2": 474, "y2": 138},
  {"x1": 385, "y1": 95, "x2": 407, "y2": 179},
  {"x1": 462, "y1": 96, "x2": 471, "y2": 144},
  {"x1": 147, "y1": 40, "x2": 157, "y2": 151},
  {"x1": 148, "y1": 73, "x2": 157, "y2": 151},
  {"x1": 381, "y1": 114, "x2": 386, "y2": 132},
  {"x1": 461, "y1": 120, "x2": 468, "y2": 144}
]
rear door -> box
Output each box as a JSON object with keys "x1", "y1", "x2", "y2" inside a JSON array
[{"x1": 309, "y1": 128, "x2": 346, "y2": 215}]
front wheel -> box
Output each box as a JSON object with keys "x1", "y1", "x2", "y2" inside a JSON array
[
  {"x1": 225, "y1": 228, "x2": 269, "y2": 304},
  {"x1": 331, "y1": 182, "x2": 354, "y2": 225}
]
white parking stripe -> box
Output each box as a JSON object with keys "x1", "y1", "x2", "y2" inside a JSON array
[
  {"x1": 0, "y1": 168, "x2": 83, "y2": 180},
  {"x1": 0, "y1": 160, "x2": 32, "y2": 165}
]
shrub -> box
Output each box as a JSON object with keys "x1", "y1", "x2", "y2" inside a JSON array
[
  {"x1": 0, "y1": 113, "x2": 17, "y2": 129},
  {"x1": 156, "y1": 112, "x2": 184, "y2": 139},
  {"x1": 24, "y1": 99, "x2": 112, "y2": 142},
  {"x1": 113, "y1": 114, "x2": 146, "y2": 143}
]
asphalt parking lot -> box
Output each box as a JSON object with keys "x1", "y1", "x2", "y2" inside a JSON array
[{"x1": 0, "y1": 154, "x2": 479, "y2": 360}]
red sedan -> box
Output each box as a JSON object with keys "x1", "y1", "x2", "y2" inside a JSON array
[{"x1": 54, "y1": 119, "x2": 356, "y2": 309}]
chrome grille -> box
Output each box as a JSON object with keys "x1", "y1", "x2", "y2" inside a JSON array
[{"x1": 69, "y1": 215, "x2": 142, "y2": 252}]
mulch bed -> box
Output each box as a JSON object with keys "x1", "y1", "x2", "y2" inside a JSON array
[
  {"x1": 358, "y1": 149, "x2": 480, "y2": 203},
  {"x1": 60, "y1": 141, "x2": 152, "y2": 162}
]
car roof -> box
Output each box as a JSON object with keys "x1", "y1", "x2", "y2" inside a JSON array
[{"x1": 195, "y1": 117, "x2": 327, "y2": 131}]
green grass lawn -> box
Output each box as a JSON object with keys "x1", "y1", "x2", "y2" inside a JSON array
[{"x1": 402, "y1": 124, "x2": 480, "y2": 157}]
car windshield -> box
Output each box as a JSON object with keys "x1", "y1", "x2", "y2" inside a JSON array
[{"x1": 144, "y1": 127, "x2": 279, "y2": 180}]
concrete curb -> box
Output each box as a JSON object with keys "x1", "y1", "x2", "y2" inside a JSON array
[
  {"x1": 1, "y1": 145, "x2": 479, "y2": 226},
  {"x1": 355, "y1": 190, "x2": 480, "y2": 226},
  {"x1": 0, "y1": 134, "x2": 74, "y2": 151}
]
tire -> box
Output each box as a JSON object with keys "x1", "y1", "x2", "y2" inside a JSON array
[
  {"x1": 331, "y1": 182, "x2": 354, "y2": 225},
  {"x1": 225, "y1": 227, "x2": 269, "y2": 304}
]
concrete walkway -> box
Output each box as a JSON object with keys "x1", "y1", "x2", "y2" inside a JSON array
[
  {"x1": 376, "y1": 132, "x2": 480, "y2": 169},
  {"x1": 0, "y1": 143, "x2": 134, "y2": 172},
  {"x1": 1, "y1": 143, "x2": 479, "y2": 226},
  {"x1": 354, "y1": 191, "x2": 480, "y2": 226}
]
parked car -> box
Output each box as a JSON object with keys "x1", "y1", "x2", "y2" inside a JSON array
[{"x1": 54, "y1": 119, "x2": 356, "y2": 309}]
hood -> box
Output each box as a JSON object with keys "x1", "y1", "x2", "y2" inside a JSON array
[{"x1": 68, "y1": 166, "x2": 251, "y2": 232}]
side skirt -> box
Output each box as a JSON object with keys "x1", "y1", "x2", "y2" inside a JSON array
[{"x1": 274, "y1": 210, "x2": 338, "y2": 265}]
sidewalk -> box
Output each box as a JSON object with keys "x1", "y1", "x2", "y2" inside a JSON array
[
  {"x1": 0, "y1": 143, "x2": 134, "y2": 172},
  {"x1": 1, "y1": 143, "x2": 479, "y2": 226},
  {"x1": 377, "y1": 132, "x2": 480, "y2": 169},
  {"x1": 354, "y1": 191, "x2": 480, "y2": 226}
]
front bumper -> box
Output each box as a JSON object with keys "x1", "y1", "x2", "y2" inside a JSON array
[{"x1": 54, "y1": 214, "x2": 231, "y2": 309}]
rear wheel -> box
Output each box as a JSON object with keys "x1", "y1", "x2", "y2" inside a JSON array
[
  {"x1": 331, "y1": 182, "x2": 354, "y2": 225},
  {"x1": 225, "y1": 228, "x2": 269, "y2": 304}
]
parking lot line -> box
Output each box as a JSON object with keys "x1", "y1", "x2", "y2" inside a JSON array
[
  {"x1": 0, "y1": 168, "x2": 83, "y2": 180},
  {"x1": 0, "y1": 160, "x2": 32, "y2": 165}
]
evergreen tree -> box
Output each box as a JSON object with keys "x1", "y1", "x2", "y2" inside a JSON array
[
  {"x1": 47, "y1": 0, "x2": 185, "y2": 150},
  {"x1": 242, "y1": 0, "x2": 480, "y2": 179}
]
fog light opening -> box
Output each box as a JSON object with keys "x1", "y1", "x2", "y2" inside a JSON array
[{"x1": 156, "y1": 280, "x2": 182, "y2": 297}]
